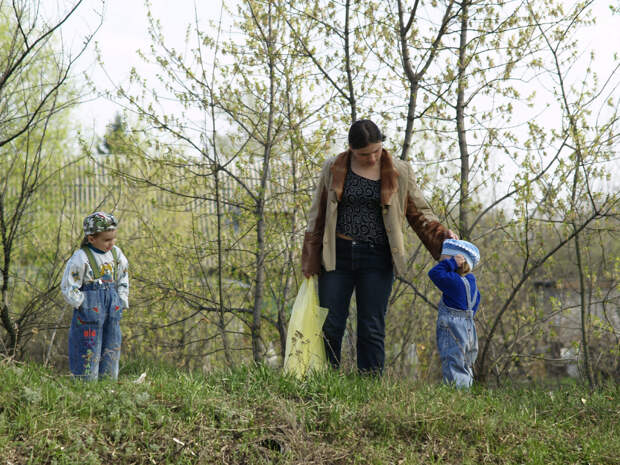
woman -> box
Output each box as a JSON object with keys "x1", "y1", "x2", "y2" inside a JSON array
[{"x1": 302, "y1": 120, "x2": 456, "y2": 374}]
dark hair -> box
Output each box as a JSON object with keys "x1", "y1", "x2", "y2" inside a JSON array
[
  {"x1": 80, "y1": 232, "x2": 102, "y2": 248},
  {"x1": 348, "y1": 119, "x2": 385, "y2": 149}
]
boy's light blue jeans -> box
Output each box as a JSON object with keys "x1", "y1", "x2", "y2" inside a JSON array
[
  {"x1": 436, "y1": 302, "x2": 478, "y2": 388},
  {"x1": 68, "y1": 281, "x2": 124, "y2": 380}
]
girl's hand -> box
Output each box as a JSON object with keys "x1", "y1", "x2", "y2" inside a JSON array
[
  {"x1": 446, "y1": 229, "x2": 459, "y2": 240},
  {"x1": 453, "y1": 254, "x2": 465, "y2": 267}
]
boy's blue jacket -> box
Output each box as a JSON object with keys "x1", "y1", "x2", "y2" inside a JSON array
[{"x1": 428, "y1": 257, "x2": 480, "y2": 313}]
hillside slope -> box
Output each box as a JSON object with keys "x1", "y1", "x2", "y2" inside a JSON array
[{"x1": 0, "y1": 360, "x2": 618, "y2": 464}]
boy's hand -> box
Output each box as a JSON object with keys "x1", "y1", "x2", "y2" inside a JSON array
[{"x1": 453, "y1": 254, "x2": 465, "y2": 267}]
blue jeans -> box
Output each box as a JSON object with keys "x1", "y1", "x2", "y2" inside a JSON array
[
  {"x1": 436, "y1": 303, "x2": 478, "y2": 388},
  {"x1": 319, "y1": 237, "x2": 394, "y2": 374},
  {"x1": 68, "y1": 281, "x2": 124, "y2": 380}
]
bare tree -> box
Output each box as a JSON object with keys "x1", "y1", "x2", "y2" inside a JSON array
[
  {"x1": 397, "y1": 0, "x2": 457, "y2": 161},
  {"x1": 77, "y1": 0, "x2": 618, "y2": 381},
  {"x1": 532, "y1": 0, "x2": 620, "y2": 386},
  {"x1": 284, "y1": 0, "x2": 389, "y2": 125},
  {"x1": 0, "y1": 0, "x2": 101, "y2": 356}
]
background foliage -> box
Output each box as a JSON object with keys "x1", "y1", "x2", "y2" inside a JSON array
[{"x1": 1, "y1": 0, "x2": 618, "y2": 386}]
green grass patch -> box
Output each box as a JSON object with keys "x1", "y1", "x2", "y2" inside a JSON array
[{"x1": 1, "y1": 358, "x2": 617, "y2": 464}]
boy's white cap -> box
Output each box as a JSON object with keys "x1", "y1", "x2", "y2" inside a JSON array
[{"x1": 441, "y1": 239, "x2": 480, "y2": 270}]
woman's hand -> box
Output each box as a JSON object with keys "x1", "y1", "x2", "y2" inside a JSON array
[{"x1": 446, "y1": 229, "x2": 459, "y2": 240}]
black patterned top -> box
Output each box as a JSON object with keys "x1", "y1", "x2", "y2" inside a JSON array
[{"x1": 336, "y1": 168, "x2": 388, "y2": 245}]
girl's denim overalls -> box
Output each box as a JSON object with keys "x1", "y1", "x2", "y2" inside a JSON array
[
  {"x1": 436, "y1": 276, "x2": 479, "y2": 388},
  {"x1": 68, "y1": 247, "x2": 124, "y2": 380}
]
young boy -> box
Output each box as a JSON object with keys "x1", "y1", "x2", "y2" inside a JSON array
[{"x1": 428, "y1": 239, "x2": 481, "y2": 388}]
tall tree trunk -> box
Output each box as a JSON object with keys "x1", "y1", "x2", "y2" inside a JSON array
[
  {"x1": 397, "y1": 0, "x2": 419, "y2": 160},
  {"x1": 277, "y1": 73, "x2": 299, "y2": 360},
  {"x1": 208, "y1": 6, "x2": 233, "y2": 367},
  {"x1": 566, "y1": 100, "x2": 593, "y2": 387},
  {"x1": 398, "y1": 0, "x2": 455, "y2": 160},
  {"x1": 251, "y1": 2, "x2": 275, "y2": 362},
  {"x1": 344, "y1": 0, "x2": 357, "y2": 122},
  {"x1": 1, "y1": 195, "x2": 17, "y2": 354},
  {"x1": 456, "y1": 0, "x2": 471, "y2": 239},
  {"x1": 213, "y1": 169, "x2": 233, "y2": 366},
  {"x1": 1, "y1": 292, "x2": 17, "y2": 355},
  {"x1": 253, "y1": 205, "x2": 267, "y2": 362},
  {"x1": 573, "y1": 230, "x2": 594, "y2": 387}
]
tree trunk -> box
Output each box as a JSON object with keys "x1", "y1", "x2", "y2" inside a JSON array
[
  {"x1": 397, "y1": 0, "x2": 419, "y2": 161},
  {"x1": 251, "y1": 2, "x2": 276, "y2": 362},
  {"x1": 574, "y1": 230, "x2": 594, "y2": 387},
  {"x1": 213, "y1": 168, "x2": 233, "y2": 366},
  {"x1": 344, "y1": 0, "x2": 357, "y2": 122},
  {"x1": 277, "y1": 74, "x2": 300, "y2": 361},
  {"x1": 456, "y1": 0, "x2": 471, "y2": 239},
  {"x1": 398, "y1": 0, "x2": 456, "y2": 160}
]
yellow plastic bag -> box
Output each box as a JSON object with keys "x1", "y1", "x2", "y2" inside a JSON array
[{"x1": 283, "y1": 277, "x2": 329, "y2": 378}]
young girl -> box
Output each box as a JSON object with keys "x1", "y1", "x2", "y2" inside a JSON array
[
  {"x1": 428, "y1": 239, "x2": 481, "y2": 388},
  {"x1": 61, "y1": 212, "x2": 129, "y2": 380}
]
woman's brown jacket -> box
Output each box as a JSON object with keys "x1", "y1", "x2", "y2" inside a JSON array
[{"x1": 301, "y1": 149, "x2": 450, "y2": 278}]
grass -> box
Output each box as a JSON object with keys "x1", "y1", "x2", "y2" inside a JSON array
[{"x1": 0, "y1": 358, "x2": 618, "y2": 464}]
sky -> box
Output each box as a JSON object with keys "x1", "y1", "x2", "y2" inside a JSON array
[
  {"x1": 52, "y1": 0, "x2": 226, "y2": 135},
  {"x1": 51, "y1": 0, "x2": 619, "y2": 152}
]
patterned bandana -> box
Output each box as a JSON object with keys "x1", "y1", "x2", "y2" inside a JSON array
[{"x1": 83, "y1": 212, "x2": 118, "y2": 236}]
